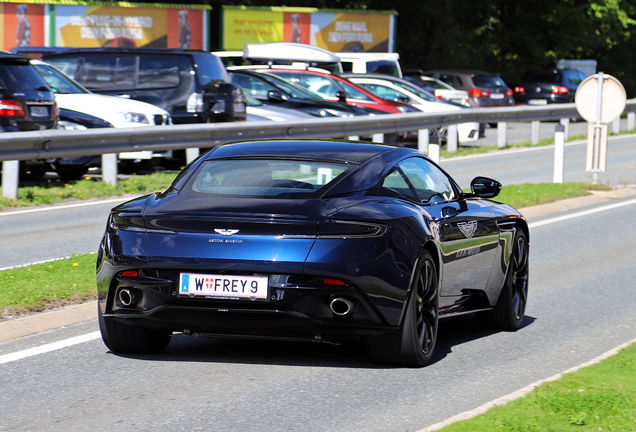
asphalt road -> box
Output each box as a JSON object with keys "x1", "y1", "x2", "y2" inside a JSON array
[{"x1": 1, "y1": 196, "x2": 636, "y2": 431}]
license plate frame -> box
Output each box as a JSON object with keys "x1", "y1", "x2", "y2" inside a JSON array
[
  {"x1": 30, "y1": 106, "x2": 49, "y2": 118},
  {"x1": 179, "y1": 272, "x2": 269, "y2": 301}
]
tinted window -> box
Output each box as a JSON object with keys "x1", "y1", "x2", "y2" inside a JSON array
[
  {"x1": 366, "y1": 61, "x2": 400, "y2": 77},
  {"x1": 472, "y1": 75, "x2": 506, "y2": 87},
  {"x1": 76, "y1": 56, "x2": 135, "y2": 90},
  {"x1": 522, "y1": 71, "x2": 562, "y2": 85},
  {"x1": 398, "y1": 158, "x2": 455, "y2": 203},
  {"x1": 186, "y1": 159, "x2": 352, "y2": 197},
  {"x1": 231, "y1": 73, "x2": 277, "y2": 99},
  {"x1": 381, "y1": 169, "x2": 417, "y2": 200},
  {"x1": 0, "y1": 61, "x2": 49, "y2": 91},
  {"x1": 194, "y1": 54, "x2": 231, "y2": 87},
  {"x1": 138, "y1": 56, "x2": 180, "y2": 89}
]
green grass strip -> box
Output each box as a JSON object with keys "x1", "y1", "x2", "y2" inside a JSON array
[
  {"x1": 438, "y1": 342, "x2": 636, "y2": 431},
  {"x1": 0, "y1": 254, "x2": 97, "y2": 317},
  {"x1": 0, "y1": 171, "x2": 177, "y2": 210}
]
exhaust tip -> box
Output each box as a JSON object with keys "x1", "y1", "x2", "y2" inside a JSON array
[
  {"x1": 118, "y1": 288, "x2": 138, "y2": 307},
  {"x1": 330, "y1": 297, "x2": 354, "y2": 316}
]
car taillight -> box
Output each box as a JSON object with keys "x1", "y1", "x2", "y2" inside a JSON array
[
  {"x1": 505, "y1": 89, "x2": 514, "y2": 97},
  {"x1": 469, "y1": 88, "x2": 490, "y2": 97},
  {"x1": 52, "y1": 101, "x2": 59, "y2": 116},
  {"x1": 0, "y1": 99, "x2": 25, "y2": 117},
  {"x1": 552, "y1": 86, "x2": 569, "y2": 95},
  {"x1": 186, "y1": 93, "x2": 204, "y2": 112},
  {"x1": 514, "y1": 86, "x2": 525, "y2": 94}
]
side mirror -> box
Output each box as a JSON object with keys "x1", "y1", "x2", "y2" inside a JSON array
[
  {"x1": 468, "y1": 177, "x2": 501, "y2": 199},
  {"x1": 267, "y1": 90, "x2": 285, "y2": 102},
  {"x1": 335, "y1": 91, "x2": 347, "y2": 103},
  {"x1": 397, "y1": 96, "x2": 410, "y2": 104}
]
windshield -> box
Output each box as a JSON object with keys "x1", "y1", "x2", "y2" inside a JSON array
[
  {"x1": 257, "y1": 73, "x2": 322, "y2": 100},
  {"x1": 389, "y1": 80, "x2": 436, "y2": 102},
  {"x1": 186, "y1": 158, "x2": 353, "y2": 197},
  {"x1": 33, "y1": 64, "x2": 88, "y2": 94}
]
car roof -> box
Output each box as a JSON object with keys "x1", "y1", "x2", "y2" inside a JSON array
[
  {"x1": 424, "y1": 69, "x2": 500, "y2": 77},
  {"x1": 41, "y1": 48, "x2": 212, "y2": 57},
  {"x1": 205, "y1": 140, "x2": 403, "y2": 164}
]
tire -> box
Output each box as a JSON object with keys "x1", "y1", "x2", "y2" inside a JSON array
[
  {"x1": 118, "y1": 158, "x2": 155, "y2": 174},
  {"x1": 98, "y1": 307, "x2": 172, "y2": 354},
  {"x1": 53, "y1": 164, "x2": 89, "y2": 180},
  {"x1": 478, "y1": 230, "x2": 529, "y2": 331},
  {"x1": 367, "y1": 250, "x2": 439, "y2": 367}
]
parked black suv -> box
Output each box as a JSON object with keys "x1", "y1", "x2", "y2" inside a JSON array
[
  {"x1": 1, "y1": 53, "x2": 58, "y2": 180},
  {"x1": 41, "y1": 48, "x2": 246, "y2": 124},
  {"x1": 0, "y1": 53, "x2": 58, "y2": 132}
]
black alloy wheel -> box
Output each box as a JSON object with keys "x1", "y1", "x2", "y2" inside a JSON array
[
  {"x1": 479, "y1": 230, "x2": 529, "y2": 330},
  {"x1": 367, "y1": 250, "x2": 439, "y2": 367}
]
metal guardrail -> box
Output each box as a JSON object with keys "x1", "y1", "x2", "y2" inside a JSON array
[{"x1": 2, "y1": 101, "x2": 636, "y2": 198}]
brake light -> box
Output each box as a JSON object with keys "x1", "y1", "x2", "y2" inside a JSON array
[
  {"x1": 323, "y1": 278, "x2": 346, "y2": 286},
  {"x1": 552, "y1": 86, "x2": 569, "y2": 95},
  {"x1": 52, "y1": 101, "x2": 59, "y2": 116},
  {"x1": 469, "y1": 88, "x2": 490, "y2": 97},
  {"x1": 505, "y1": 89, "x2": 514, "y2": 97},
  {"x1": 514, "y1": 86, "x2": 525, "y2": 94},
  {"x1": 0, "y1": 99, "x2": 25, "y2": 117}
]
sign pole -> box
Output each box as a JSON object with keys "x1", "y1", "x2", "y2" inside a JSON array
[{"x1": 592, "y1": 73, "x2": 605, "y2": 184}]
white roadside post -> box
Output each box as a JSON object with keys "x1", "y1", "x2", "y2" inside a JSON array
[
  {"x1": 553, "y1": 124, "x2": 565, "y2": 183},
  {"x1": 497, "y1": 122, "x2": 507, "y2": 147},
  {"x1": 186, "y1": 148, "x2": 200, "y2": 164},
  {"x1": 531, "y1": 121, "x2": 540, "y2": 145},
  {"x1": 611, "y1": 117, "x2": 620, "y2": 134},
  {"x1": 418, "y1": 128, "x2": 429, "y2": 154},
  {"x1": 372, "y1": 133, "x2": 384, "y2": 143},
  {"x1": 348, "y1": 135, "x2": 360, "y2": 141},
  {"x1": 628, "y1": 112, "x2": 635, "y2": 131},
  {"x1": 447, "y1": 124, "x2": 458, "y2": 152},
  {"x1": 1, "y1": 160, "x2": 19, "y2": 199},
  {"x1": 428, "y1": 144, "x2": 440, "y2": 164},
  {"x1": 560, "y1": 118, "x2": 570, "y2": 140},
  {"x1": 101, "y1": 154, "x2": 118, "y2": 186}
]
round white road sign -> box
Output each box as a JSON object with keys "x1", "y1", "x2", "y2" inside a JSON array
[{"x1": 575, "y1": 73, "x2": 626, "y2": 124}]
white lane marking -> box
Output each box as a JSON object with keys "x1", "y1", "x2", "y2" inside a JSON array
[
  {"x1": 0, "y1": 197, "x2": 130, "y2": 217},
  {"x1": 528, "y1": 197, "x2": 636, "y2": 228},
  {"x1": 0, "y1": 331, "x2": 101, "y2": 365},
  {"x1": 419, "y1": 336, "x2": 636, "y2": 431}
]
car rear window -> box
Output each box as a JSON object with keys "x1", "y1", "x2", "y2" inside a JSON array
[
  {"x1": 138, "y1": 56, "x2": 180, "y2": 89},
  {"x1": 472, "y1": 75, "x2": 506, "y2": 87},
  {"x1": 522, "y1": 72, "x2": 563, "y2": 85},
  {"x1": 0, "y1": 61, "x2": 49, "y2": 91},
  {"x1": 186, "y1": 159, "x2": 353, "y2": 197},
  {"x1": 366, "y1": 61, "x2": 400, "y2": 77}
]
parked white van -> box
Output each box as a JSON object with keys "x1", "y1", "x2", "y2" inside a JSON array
[{"x1": 336, "y1": 52, "x2": 402, "y2": 78}]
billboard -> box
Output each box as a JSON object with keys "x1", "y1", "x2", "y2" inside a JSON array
[
  {"x1": 0, "y1": 0, "x2": 210, "y2": 52},
  {"x1": 1, "y1": 2, "x2": 46, "y2": 49},
  {"x1": 222, "y1": 7, "x2": 396, "y2": 53}
]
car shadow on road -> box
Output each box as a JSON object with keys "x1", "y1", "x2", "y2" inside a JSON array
[
  {"x1": 110, "y1": 314, "x2": 536, "y2": 369},
  {"x1": 429, "y1": 313, "x2": 537, "y2": 366}
]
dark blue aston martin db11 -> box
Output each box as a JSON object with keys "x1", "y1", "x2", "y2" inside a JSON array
[{"x1": 97, "y1": 140, "x2": 529, "y2": 367}]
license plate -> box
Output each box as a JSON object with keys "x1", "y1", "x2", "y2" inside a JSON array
[
  {"x1": 490, "y1": 93, "x2": 504, "y2": 99},
  {"x1": 233, "y1": 102, "x2": 246, "y2": 113},
  {"x1": 30, "y1": 106, "x2": 48, "y2": 118},
  {"x1": 528, "y1": 99, "x2": 548, "y2": 105},
  {"x1": 179, "y1": 273, "x2": 268, "y2": 300}
]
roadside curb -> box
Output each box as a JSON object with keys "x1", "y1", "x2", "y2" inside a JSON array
[
  {"x1": 1, "y1": 187, "x2": 635, "y2": 344},
  {"x1": 0, "y1": 301, "x2": 97, "y2": 343}
]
